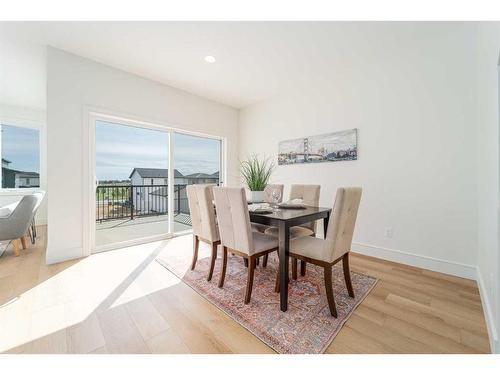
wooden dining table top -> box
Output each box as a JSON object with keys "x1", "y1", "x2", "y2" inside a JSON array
[{"x1": 249, "y1": 205, "x2": 331, "y2": 227}]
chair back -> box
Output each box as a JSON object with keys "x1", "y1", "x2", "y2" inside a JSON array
[
  {"x1": 263, "y1": 184, "x2": 284, "y2": 204},
  {"x1": 186, "y1": 184, "x2": 219, "y2": 243},
  {"x1": 0, "y1": 191, "x2": 45, "y2": 241},
  {"x1": 289, "y1": 184, "x2": 320, "y2": 232},
  {"x1": 213, "y1": 187, "x2": 254, "y2": 255},
  {"x1": 324, "y1": 187, "x2": 362, "y2": 262}
]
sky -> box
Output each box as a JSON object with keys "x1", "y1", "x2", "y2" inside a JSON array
[
  {"x1": 95, "y1": 120, "x2": 221, "y2": 181},
  {"x1": 1, "y1": 124, "x2": 40, "y2": 172}
]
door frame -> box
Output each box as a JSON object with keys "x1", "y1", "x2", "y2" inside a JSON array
[{"x1": 82, "y1": 107, "x2": 226, "y2": 255}]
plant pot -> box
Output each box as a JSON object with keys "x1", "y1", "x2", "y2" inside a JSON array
[{"x1": 249, "y1": 190, "x2": 265, "y2": 203}]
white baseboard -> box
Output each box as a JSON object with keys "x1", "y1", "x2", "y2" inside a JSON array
[
  {"x1": 476, "y1": 267, "x2": 499, "y2": 354},
  {"x1": 352, "y1": 242, "x2": 477, "y2": 280},
  {"x1": 45, "y1": 246, "x2": 84, "y2": 265}
]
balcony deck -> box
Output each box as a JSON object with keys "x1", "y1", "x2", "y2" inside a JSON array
[{"x1": 95, "y1": 214, "x2": 192, "y2": 247}]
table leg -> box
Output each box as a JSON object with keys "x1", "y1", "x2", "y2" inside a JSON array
[
  {"x1": 323, "y1": 211, "x2": 330, "y2": 239},
  {"x1": 279, "y1": 221, "x2": 290, "y2": 312}
]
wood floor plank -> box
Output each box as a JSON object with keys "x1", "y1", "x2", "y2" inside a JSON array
[
  {"x1": 125, "y1": 296, "x2": 170, "y2": 341},
  {"x1": 67, "y1": 313, "x2": 106, "y2": 354},
  {"x1": 460, "y1": 329, "x2": 491, "y2": 353},
  {"x1": 346, "y1": 314, "x2": 437, "y2": 353},
  {"x1": 385, "y1": 294, "x2": 488, "y2": 336},
  {"x1": 97, "y1": 304, "x2": 150, "y2": 354},
  {"x1": 146, "y1": 328, "x2": 190, "y2": 354},
  {"x1": 166, "y1": 281, "x2": 274, "y2": 354},
  {"x1": 29, "y1": 329, "x2": 68, "y2": 354},
  {"x1": 148, "y1": 288, "x2": 232, "y2": 354},
  {"x1": 327, "y1": 325, "x2": 393, "y2": 354},
  {"x1": 88, "y1": 345, "x2": 108, "y2": 354},
  {"x1": 383, "y1": 316, "x2": 481, "y2": 353},
  {"x1": 362, "y1": 293, "x2": 462, "y2": 342}
]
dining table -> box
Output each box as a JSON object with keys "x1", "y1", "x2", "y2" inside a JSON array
[{"x1": 249, "y1": 205, "x2": 332, "y2": 312}]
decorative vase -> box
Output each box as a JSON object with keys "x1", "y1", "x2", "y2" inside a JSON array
[{"x1": 250, "y1": 190, "x2": 265, "y2": 203}]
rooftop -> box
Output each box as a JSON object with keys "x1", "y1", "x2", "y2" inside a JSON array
[
  {"x1": 129, "y1": 168, "x2": 183, "y2": 179},
  {"x1": 184, "y1": 171, "x2": 219, "y2": 179}
]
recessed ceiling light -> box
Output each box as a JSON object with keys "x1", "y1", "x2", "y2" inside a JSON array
[{"x1": 204, "y1": 55, "x2": 216, "y2": 63}]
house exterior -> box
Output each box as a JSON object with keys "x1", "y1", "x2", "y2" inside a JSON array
[
  {"x1": 1, "y1": 158, "x2": 40, "y2": 188},
  {"x1": 129, "y1": 168, "x2": 185, "y2": 214},
  {"x1": 128, "y1": 168, "x2": 219, "y2": 215},
  {"x1": 129, "y1": 167, "x2": 186, "y2": 186},
  {"x1": 15, "y1": 171, "x2": 40, "y2": 188},
  {"x1": 184, "y1": 171, "x2": 220, "y2": 185},
  {"x1": 151, "y1": 171, "x2": 220, "y2": 214}
]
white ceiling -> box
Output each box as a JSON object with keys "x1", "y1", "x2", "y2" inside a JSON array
[{"x1": 0, "y1": 21, "x2": 475, "y2": 109}]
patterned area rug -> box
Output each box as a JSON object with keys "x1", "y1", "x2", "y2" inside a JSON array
[{"x1": 156, "y1": 241, "x2": 377, "y2": 354}]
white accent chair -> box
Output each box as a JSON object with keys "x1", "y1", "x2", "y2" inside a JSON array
[
  {"x1": 186, "y1": 184, "x2": 220, "y2": 281},
  {"x1": 264, "y1": 184, "x2": 320, "y2": 276},
  {"x1": 213, "y1": 187, "x2": 278, "y2": 304},
  {"x1": 0, "y1": 192, "x2": 45, "y2": 256},
  {"x1": 276, "y1": 187, "x2": 362, "y2": 317}
]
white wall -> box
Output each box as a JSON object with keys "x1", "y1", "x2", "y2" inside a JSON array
[
  {"x1": 476, "y1": 22, "x2": 500, "y2": 354},
  {"x1": 46, "y1": 48, "x2": 238, "y2": 264},
  {"x1": 0, "y1": 103, "x2": 47, "y2": 223},
  {"x1": 239, "y1": 25, "x2": 479, "y2": 279}
]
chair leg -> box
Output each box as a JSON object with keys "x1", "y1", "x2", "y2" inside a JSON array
[
  {"x1": 218, "y1": 246, "x2": 228, "y2": 288},
  {"x1": 324, "y1": 265, "x2": 338, "y2": 317},
  {"x1": 262, "y1": 254, "x2": 268, "y2": 268},
  {"x1": 207, "y1": 243, "x2": 218, "y2": 281},
  {"x1": 274, "y1": 270, "x2": 280, "y2": 293},
  {"x1": 343, "y1": 253, "x2": 355, "y2": 298},
  {"x1": 20, "y1": 236, "x2": 27, "y2": 250},
  {"x1": 190, "y1": 235, "x2": 199, "y2": 270},
  {"x1": 245, "y1": 256, "x2": 256, "y2": 304},
  {"x1": 12, "y1": 239, "x2": 20, "y2": 257},
  {"x1": 292, "y1": 258, "x2": 298, "y2": 280},
  {"x1": 300, "y1": 260, "x2": 306, "y2": 276},
  {"x1": 243, "y1": 258, "x2": 249, "y2": 267},
  {"x1": 255, "y1": 257, "x2": 259, "y2": 267}
]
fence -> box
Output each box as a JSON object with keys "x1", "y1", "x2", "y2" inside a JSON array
[{"x1": 95, "y1": 184, "x2": 191, "y2": 222}]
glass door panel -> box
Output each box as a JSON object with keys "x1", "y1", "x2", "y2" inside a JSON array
[
  {"x1": 95, "y1": 120, "x2": 170, "y2": 248},
  {"x1": 172, "y1": 132, "x2": 222, "y2": 233}
]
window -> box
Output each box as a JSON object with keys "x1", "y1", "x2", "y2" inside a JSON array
[{"x1": 1, "y1": 124, "x2": 40, "y2": 189}]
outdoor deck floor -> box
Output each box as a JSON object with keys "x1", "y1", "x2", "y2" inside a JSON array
[{"x1": 95, "y1": 214, "x2": 191, "y2": 247}]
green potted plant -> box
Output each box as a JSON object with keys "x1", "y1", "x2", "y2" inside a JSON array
[{"x1": 239, "y1": 155, "x2": 275, "y2": 202}]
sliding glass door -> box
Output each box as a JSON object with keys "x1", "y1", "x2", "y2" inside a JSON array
[{"x1": 91, "y1": 115, "x2": 224, "y2": 252}]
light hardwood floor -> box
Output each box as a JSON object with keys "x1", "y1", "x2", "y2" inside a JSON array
[{"x1": 0, "y1": 226, "x2": 490, "y2": 354}]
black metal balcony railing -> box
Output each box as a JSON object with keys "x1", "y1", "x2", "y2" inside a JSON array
[{"x1": 95, "y1": 184, "x2": 195, "y2": 222}]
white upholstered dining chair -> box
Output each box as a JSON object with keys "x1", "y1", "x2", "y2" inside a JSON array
[
  {"x1": 213, "y1": 187, "x2": 279, "y2": 304},
  {"x1": 264, "y1": 184, "x2": 320, "y2": 276},
  {"x1": 186, "y1": 184, "x2": 220, "y2": 281},
  {"x1": 276, "y1": 187, "x2": 362, "y2": 317}
]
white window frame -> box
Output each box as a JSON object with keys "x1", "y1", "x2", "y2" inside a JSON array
[
  {"x1": 0, "y1": 116, "x2": 45, "y2": 195},
  {"x1": 83, "y1": 107, "x2": 226, "y2": 255}
]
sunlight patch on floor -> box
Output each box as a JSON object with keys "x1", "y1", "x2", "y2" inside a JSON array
[{"x1": 0, "y1": 234, "x2": 192, "y2": 352}]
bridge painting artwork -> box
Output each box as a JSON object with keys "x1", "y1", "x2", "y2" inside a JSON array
[{"x1": 278, "y1": 128, "x2": 358, "y2": 165}]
